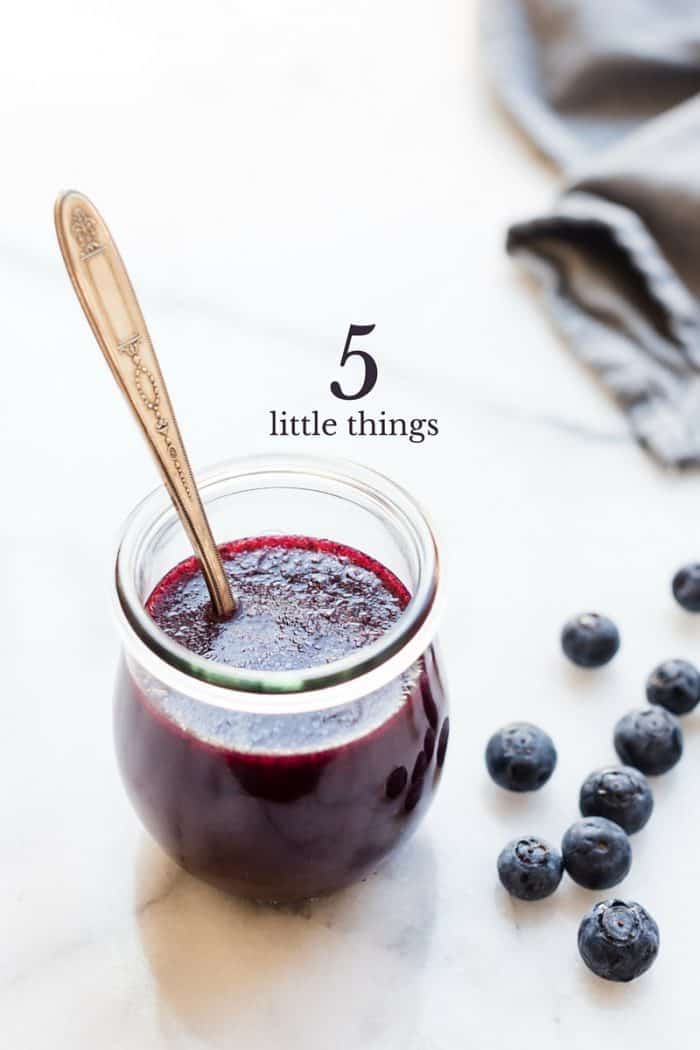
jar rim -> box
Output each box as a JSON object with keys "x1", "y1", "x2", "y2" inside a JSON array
[{"x1": 115, "y1": 453, "x2": 442, "y2": 715}]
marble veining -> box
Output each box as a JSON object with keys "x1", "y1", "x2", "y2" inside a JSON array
[{"x1": 2, "y1": 2, "x2": 700, "y2": 1049}]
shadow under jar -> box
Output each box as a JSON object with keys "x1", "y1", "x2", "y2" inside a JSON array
[{"x1": 114, "y1": 455, "x2": 448, "y2": 902}]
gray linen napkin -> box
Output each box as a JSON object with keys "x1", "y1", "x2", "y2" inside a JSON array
[{"x1": 481, "y1": 0, "x2": 700, "y2": 466}]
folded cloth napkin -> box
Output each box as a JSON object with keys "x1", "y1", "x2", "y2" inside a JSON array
[{"x1": 481, "y1": 0, "x2": 700, "y2": 466}]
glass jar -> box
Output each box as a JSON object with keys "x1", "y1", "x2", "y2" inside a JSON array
[{"x1": 114, "y1": 454, "x2": 448, "y2": 901}]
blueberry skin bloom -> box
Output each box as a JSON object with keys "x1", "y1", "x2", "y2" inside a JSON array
[
  {"x1": 561, "y1": 613, "x2": 620, "y2": 668},
  {"x1": 485, "y1": 723, "x2": 557, "y2": 792},
  {"x1": 579, "y1": 767, "x2": 653, "y2": 835},
  {"x1": 497, "y1": 837, "x2": 564, "y2": 901},
  {"x1": 646, "y1": 659, "x2": 700, "y2": 716},
  {"x1": 672, "y1": 563, "x2": 700, "y2": 612},
  {"x1": 614, "y1": 707, "x2": 683, "y2": 776},
  {"x1": 578, "y1": 900, "x2": 659, "y2": 982},
  {"x1": 562, "y1": 817, "x2": 632, "y2": 890}
]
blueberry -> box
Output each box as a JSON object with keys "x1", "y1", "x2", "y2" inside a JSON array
[
  {"x1": 437, "y1": 718, "x2": 449, "y2": 767},
  {"x1": 404, "y1": 778, "x2": 423, "y2": 813},
  {"x1": 485, "y1": 723, "x2": 557, "y2": 792},
  {"x1": 561, "y1": 613, "x2": 620, "y2": 668},
  {"x1": 579, "y1": 767, "x2": 653, "y2": 834},
  {"x1": 646, "y1": 659, "x2": 700, "y2": 715},
  {"x1": 578, "y1": 900, "x2": 659, "y2": 982},
  {"x1": 672, "y1": 563, "x2": 700, "y2": 612},
  {"x1": 614, "y1": 707, "x2": 683, "y2": 776},
  {"x1": 497, "y1": 837, "x2": 564, "y2": 901},
  {"x1": 562, "y1": 817, "x2": 632, "y2": 890},
  {"x1": 412, "y1": 751, "x2": 427, "y2": 783},
  {"x1": 385, "y1": 766, "x2": 407, "y2": 800}
]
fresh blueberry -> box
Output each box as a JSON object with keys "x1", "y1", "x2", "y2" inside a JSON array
[
  {"x1": 646, "y1": 659, "x2": 700, "y2": 715},
  {"x1": 562, "y1": 817, "x2": 632, "y2": 890},
  {"x1": 561, "y1": 612, "x2": 620, "y2": 668},
  {"x1": 614, "y1": 707, "x2": 683, "y2": 776},
  {"x1": 672, "y1": 563, "x2": 700, "y2": 612},
  {"x1": 579, "y1": 766, "x2": 653, "y2": 834},
  {"x1": 485, "y1": 723, "x2": 557, "y2": 792},
  {"x1": 385, "y1": 766, "x2": 407, "y2": 800},
  {"x1": 404, "y1": 778, "x2": 423, "y2": 813},
  {"x1": 436, "y1": 718, "x2": 449, "y2": 768},
  {"x1": 497, "y1": 837, "x2": 564, "y2": 901},
  {"x1": 578, "y1": 900, "x2": 660, "y2": 982},
  {"x1": 412, "y1": 751, "x2": 427, "y2": 783}
]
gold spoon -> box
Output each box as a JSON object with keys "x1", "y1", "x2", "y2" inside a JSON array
[{"x1": 54, "y1": 190, "x2": 236, "y2": 619}]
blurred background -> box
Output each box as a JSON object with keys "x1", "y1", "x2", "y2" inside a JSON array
[{"x1": 2, "y1": 3, "x2": 699, "y2": 1049}]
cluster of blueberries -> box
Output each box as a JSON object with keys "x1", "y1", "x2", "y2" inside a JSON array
[{"x1": 486, "y1": 563, "x2": 700, "y2": 983}]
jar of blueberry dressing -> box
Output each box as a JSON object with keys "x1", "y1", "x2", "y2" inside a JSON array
[{"x1": 113, "y1": 454, "x2": 449, "y2": 901}]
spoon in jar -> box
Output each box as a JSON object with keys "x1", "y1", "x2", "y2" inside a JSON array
[{"x1": 54, "y1": 190, "x2": 236, "y2": 619}]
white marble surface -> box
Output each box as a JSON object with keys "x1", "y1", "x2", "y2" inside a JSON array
[{"x1": 3, "y1": 2, "x2": 700, "y2": 1047}]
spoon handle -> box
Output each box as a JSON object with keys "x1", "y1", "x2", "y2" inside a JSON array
[{"x1": 55, "y1": 190, "x2": 236, "y2": 619}]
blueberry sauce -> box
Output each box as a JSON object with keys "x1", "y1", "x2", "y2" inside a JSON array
[{"x1": 114, "y1": 535, "x2": 448, "y2": 901}]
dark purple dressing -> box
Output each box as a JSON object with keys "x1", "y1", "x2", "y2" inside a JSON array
[
  {"x1": 115, "y1": 535, "x2": 448, "y2": 900},
  {"x1": 147, "y1": 534, "x2": 409, "y2": 669}
]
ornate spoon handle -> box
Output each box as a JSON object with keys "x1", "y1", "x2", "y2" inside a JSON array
[{"x1": 55, "y1": 190, "x2": 236, "y2": 619}]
